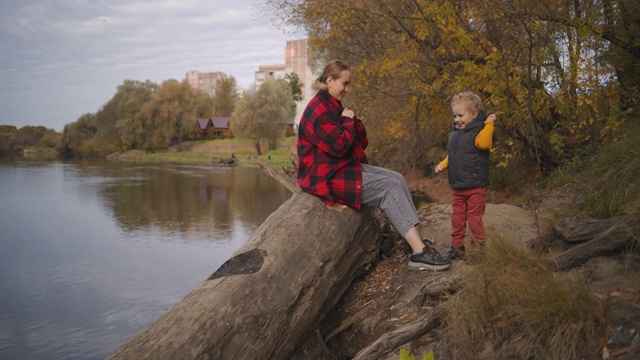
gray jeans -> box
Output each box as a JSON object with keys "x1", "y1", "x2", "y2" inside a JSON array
[{"x1": 361, "y1": 163, "x2": 419, "y2": 236}]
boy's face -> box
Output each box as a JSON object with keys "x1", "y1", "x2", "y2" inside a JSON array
[{"x1": 451, "y1": 103, "x2": 478, "y2": 129}]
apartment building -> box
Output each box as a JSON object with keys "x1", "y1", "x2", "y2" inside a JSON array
[
  {"x1": 255, "y1": 39, "x2": 317, "y2": 127},
  {"x1": 254, "y1": 64, "x2": 287, "y2": 88},
  {"x1": 185, "y1": 70, "x2": 228, "y2": 97}
]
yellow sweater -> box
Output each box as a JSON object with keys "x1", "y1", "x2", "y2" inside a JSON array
[{"x1": 439, "y1": 120, "x2": 494, "y2": 169}]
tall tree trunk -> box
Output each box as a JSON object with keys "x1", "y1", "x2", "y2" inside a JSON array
[{"x1": 255, "y1": 139, "x2": 262, "y2": 155}]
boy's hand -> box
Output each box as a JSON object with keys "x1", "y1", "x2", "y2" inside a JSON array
[
  {"x1": 486, "y1": 113, "x2": 496, "y2": 122},
  {"x1": 435, "y1": 164, "x2": 444, "y2": 173}
]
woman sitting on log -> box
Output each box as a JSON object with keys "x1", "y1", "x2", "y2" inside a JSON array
[{"x1": 296, "y1": 59, "x2": 451, "y2": 271}]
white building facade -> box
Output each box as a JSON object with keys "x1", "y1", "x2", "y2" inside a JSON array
[{"x1": 255, "y1": 39, "x2": 319, "y2": 129}]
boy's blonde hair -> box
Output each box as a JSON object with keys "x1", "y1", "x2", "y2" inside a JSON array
[{"x1": 451, "y1": 91, "x2": 482, "y2": 114}]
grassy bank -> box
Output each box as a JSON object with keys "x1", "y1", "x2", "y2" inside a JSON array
[{"x1": 113, "y1": 137, "x2": 297, "y2": 169}]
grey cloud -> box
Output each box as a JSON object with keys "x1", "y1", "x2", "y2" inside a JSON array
[{"x1": 0, "y1": 0, "x2": 302, "y2": 131}]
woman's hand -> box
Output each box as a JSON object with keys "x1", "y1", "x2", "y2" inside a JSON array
[
  {"x1": 342, "y1": 109, "x2": 355, "y2": 118},
  {"x1": 435, "y1": 164, "x2": 444, "y2": 173},
  {"x1": 487, "y1": 113, "x2": 497, "y2": 122}
]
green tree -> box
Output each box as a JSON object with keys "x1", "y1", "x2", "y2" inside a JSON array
[
  {"x1": 40, "y1": 128, "x2": 62, "y2": 148},
  {"x1": 113, "y1": 80, "x2": 158, "y2": 151},
  {"x1": 58, "y1": 113, "x2": 97, "y2": 156},
  {"x1": 0, "y1": 125, "x2": 18, "y2": 134},
  {"x1": 0, "y1": 125, "x2": 62, "y2": 151},
  {"x1": 214, "y1": 77, "x2": 238, "y2": 117},
  {"x1": 194, "y1": 88, "x2": 214, "y2": 118},
  {"x1": 230, "y1": 79, "x2": 296, "y2": 153},
  {"x1": 93, "y1": 96, "x2": 124, "y2": 154},
  {"x1": 230, "y1": 89, "x2": 261, "y2": 153},
  {"x1": 257, "y1": 79, "x2": 296, "y2": 150},
  {"x1": 285, "y1": 72, "x2": 303, "y2": 102},
  {"x1": 14, "y1": 126, "x2": 51, "y2": 147},
  {"x1": 142, "y1": 79, "x2": 210, "y2": 148}
]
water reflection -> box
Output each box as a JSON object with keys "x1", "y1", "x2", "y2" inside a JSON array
[
  {"x1": 0, "y1": 160, "x2": 291, "y2": 360},
  {"x1": 68, "y1": 162, "x2": 291, "y2": 241}
]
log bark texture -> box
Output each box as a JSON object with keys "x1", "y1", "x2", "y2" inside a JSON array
[
  {"x1": 543, "y1": 215, "x2": 639, "y2": 271},
  {"x1": 108, "y1": 164, "x2": 386, "y2": 359},
  {"x1": 352, "y1": 307, "x2": 446, "y2": 360}
]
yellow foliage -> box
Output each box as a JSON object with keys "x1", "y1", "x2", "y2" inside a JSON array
[
  {"x1": 385, "y1": 120, "x2": 409, "y2": 140},
  {"x1": 278, "y1": 0, "x2": 631, "y2": 172}
]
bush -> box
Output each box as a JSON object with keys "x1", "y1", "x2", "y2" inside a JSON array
[
  {"x1": 581, "y1": 130, "x2": 640, "y2": 217},
  {"x1": 548, "y1": 124, "x2": 640, "y2": 217}
]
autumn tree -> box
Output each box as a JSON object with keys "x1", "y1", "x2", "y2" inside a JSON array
[
  {"x1": 231, "y1": 79, "x2": 295, "y2": 154},
  {"x1": 112, "y1": 80, "x2": 158, "y2": 151},
  {"x1": 0, "y1": 125, "x2": 17, "y2": 151},
  {"x1": 142, "y1": 79, "x2": 212, "y2": 149},
  {"x1": 258, "y1": 0, "x2": 636, "y2": 182},
  {"x1": 231, "y1": 89, "x2": 260, "y2": 152},
  {"x1": 258, "y1": 79, "x2": 296, "y2": 149},
  {"x1": 2, "y1": 125, "x2": 62, "y2": 149},
  {"x1": 0, "y1": 125, "x2": 56, "y2": 152},
  {"x1": 58, "y1": 113, "x2": 98, "y2": 156},
  {"x1": 93, "y1": 97, "x2": 125, "y2": 154},
  {"x1": 213, "y1": 77, "x2": 238, "y2": 117},
  {"x1": 536, "y1": 0, "x2": 640, "y2": 109}
]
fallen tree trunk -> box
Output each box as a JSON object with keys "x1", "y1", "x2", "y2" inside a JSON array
[
  {"x1": 253, "y1": 156, "x2": 298, "y2": 193},
  {"x1": 108, "y1": 160, "x2": 387, "y2": 359},
  {"x1": 539, "y1": 215, "x2": 640, "y2": 271}
]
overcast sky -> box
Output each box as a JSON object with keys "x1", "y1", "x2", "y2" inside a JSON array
[{"x1": 0, "y1": 0, "x2": 301, "y2": 131}]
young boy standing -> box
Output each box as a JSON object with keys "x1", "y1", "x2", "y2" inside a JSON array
[{"x1": 435, "y1": 91, "x2": 496, "y2": 260}]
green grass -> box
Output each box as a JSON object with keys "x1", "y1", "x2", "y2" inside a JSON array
[
  {"x1": 547, "y1": 125, "x2": 640, "y2": 217},
  {"x1": 130, "y1": 150, "x2": 217, "y2": 163},
  {"x1": 183, "y1": 136, "x2": 296, "y2": 147},
  {"x1": 581, "y1": 133, "x2": 640, "y2": 217},
  {"x1": 121, "y1": 137, "x2": 297, "y2": 169}
]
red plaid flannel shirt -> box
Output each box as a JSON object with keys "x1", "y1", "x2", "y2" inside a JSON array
[{"x1": 297, "y1": 91, "x2": 368, "y2": 209}]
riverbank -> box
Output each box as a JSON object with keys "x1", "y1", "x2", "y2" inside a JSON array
[
  {"x1": 107, "y1": 139, "x2": 640, "y2": 358},
  {"x1": 106, "y1": 145, "x2": 296, "y2": 168}
]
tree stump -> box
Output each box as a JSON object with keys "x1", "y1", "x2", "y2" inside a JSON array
[{"x1": 108, "y1": 162, "x2": 387, "y2": 359}]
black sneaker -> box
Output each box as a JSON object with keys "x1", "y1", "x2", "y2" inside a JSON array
[
  {"x1": 409, "y1": 246, "x2": 451, "y2": 271},
  {"x1": 446, "y1": 246, "x2": 466, "y2": 260}
]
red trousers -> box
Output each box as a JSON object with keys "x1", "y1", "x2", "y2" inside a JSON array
[{"x1": 450, "y1": 186, "x2": 487, "y2": 248}]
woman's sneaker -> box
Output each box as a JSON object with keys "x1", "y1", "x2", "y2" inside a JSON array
[
  {"x1": 446, "y1": 246, "x2": 466, "y2": 260},
  {"x1": 408, "y1": 246, "x2": 451, "y2": 271}
]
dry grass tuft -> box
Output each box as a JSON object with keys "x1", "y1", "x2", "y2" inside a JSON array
[{"x1": 444, "y1": 235, "x2": 607, "y2": 359}]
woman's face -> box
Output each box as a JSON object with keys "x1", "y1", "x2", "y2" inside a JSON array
[{"x1": 327, "y1": 70, "x2": 352, "y2": 102}]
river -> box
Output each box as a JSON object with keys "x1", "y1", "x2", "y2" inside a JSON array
[{"x1": 0, "y1": 159, "x2": 292, "y2": 360}]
